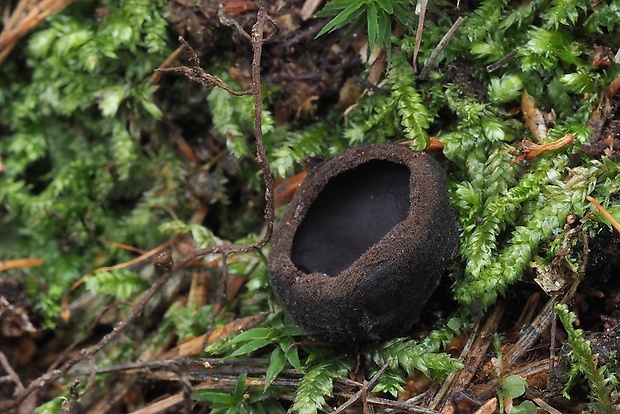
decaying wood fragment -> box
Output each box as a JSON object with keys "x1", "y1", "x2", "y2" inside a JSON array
[
  {"x1": 472, "y1": 398, "x2": 497, "y2": 414},
  {"x1": 163, "y1": 313, "x2": 268, "y2": 358},
  {"x1": 510, "y1": 133, "x2": 574, "y2": 166},
  {"x1": 300, "y1": 0, "x2": 323, "y2": 21},
  {"x1": 521, "y1": 90, "x2": 548, "y2": 142},
  {"x1": 275, "y1": 171, "x2": 308, "y2": 207},
  {"x1": 504, "y1": 297, "x2": 558, "y2": 366},
  {"x1": 607, "y1": 73, "x2": 620, "y2": 97}
]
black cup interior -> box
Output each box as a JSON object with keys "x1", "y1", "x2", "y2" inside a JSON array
[{"x1": 291, "y1": 160, "x2": 411, "y2": 276}]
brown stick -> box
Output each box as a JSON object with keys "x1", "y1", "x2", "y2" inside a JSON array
[
  {"x1": 419, "y1": 16, "x2": 466, "y2": 80},
  {"x1": 0, "y1": 257, "x2": 44, "y2": 271},
  {"x1": 0, "y1": 350, "x2": 24, "y2": 392},
  {"x1": 412, "y1": 0, "x2": 428, "y2": 72},
  {"x1": 587, "y1": 195, "x2": 620, "y2": 234}
]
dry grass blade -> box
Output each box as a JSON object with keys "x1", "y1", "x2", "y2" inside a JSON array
[
  {"x1": 412, "y1": 0, "x2": 428, "y2": 72},
  {"x1": 587, "y1": 195, "x2": 620, "y2": 234},
  {"x1": 300, "y1": 0, "x2": 323, "y2": 21},
  {"x1": 0, "y1": 0, "x2": 74, "y2": 64},
  {"x1": 332, "y1": 359, "x2": 392, "y2": 413},
  {"x1": 510, "y1": 133, "x2": 574, "y2": 166},
  {"x1": 419, "y1": 16, "x2": 466, "y2": 80},
  {"x1": 0, "y1": 257, "x2": 44, "y2": 271}
]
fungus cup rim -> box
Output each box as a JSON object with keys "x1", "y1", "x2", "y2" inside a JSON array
[{"x1": 268, "y1": 142, "x2": 459, "y2": 343}]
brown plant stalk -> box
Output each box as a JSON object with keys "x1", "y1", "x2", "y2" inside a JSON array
[{"x1": 0, "y1": 0, "x2": 74, "y2": 64}]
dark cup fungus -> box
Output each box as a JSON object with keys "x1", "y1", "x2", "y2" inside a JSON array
[{"x1": 268, "y1": 143, "x2": 459, "y2": 344}]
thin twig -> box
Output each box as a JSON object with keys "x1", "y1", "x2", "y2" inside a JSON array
[
  {"x1": 332, "y1": 359, "x2": 392, "y2": 414},
  {"x1": 284, "y1": 21, "x2": 323, "y2": 48},
  {"x1": 412, "y1": 0, "x2": 428, "y2": 72},
  {"x1": 150, "y1": 43, "x2": 187, "y2": 85},
  {"x1": 202, "y1": 253, "x2": 230, "y2": 349},
  {"x1": 157, "y1": 41, "x2": 251, "y2": 96},
  {"x1": 218, "y1": 5, "x2": 251, "y2": 41},
  {"x1": 548, "y1": 311, "x2": 557, "y2": 389},
  {"x1": 48, "y1": 303, "x2": 124, "y2": 372},
  {"x1": 587, "y1": 195, "x2": 620, "y2": 234},
  {"x1": 486, "y1": 50, "x2": 517, "y2": 73},
  {"x1": 361, "y1": 394, "x2": 441, "y2": 414},
  {"x1": 419, "y1": 16, "x2": 466, "y2": 80},
  {"x1": 0, "y1": 350, "x2": 24, "y2": 392}
]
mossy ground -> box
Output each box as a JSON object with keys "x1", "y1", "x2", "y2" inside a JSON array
[{"x1": 1, "y1": 0, "x2": 620, "y2": 412}]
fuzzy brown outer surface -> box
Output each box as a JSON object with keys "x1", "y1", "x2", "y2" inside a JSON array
[{"x1": 269, "y1": 143, "x2": 459, "y2": 344}]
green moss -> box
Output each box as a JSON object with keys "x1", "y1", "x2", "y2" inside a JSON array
[
  {"x1": 0, "y1": 0, "x2": 175, "y2": 324},
  {"x1": 2, "y1": 0, "x2": 620, "y2": 411}
]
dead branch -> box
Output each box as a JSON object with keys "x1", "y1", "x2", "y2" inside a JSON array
[
  {"x1": 486, "y1": 51, "x2": 517, "y2": 73},
  {"x1": 332, "y1": 359, "x2": 392, "y2": 414},
  {"x1": 0, "y1": 350, "x2": 24, "y2": 393},
  {"x1": 412, "y1": 0, "x2": 428, "y2": 72},
  {"x1": 419, "y1": 16, "x2": 466, "y2": 80}
]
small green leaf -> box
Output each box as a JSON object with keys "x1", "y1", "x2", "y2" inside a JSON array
[
  {"x1": 292, "y1": 357, "x2": 351, "y2": 414},
  {"x1": 279, "y1": 337, "x2": 303, "y2": 372},
  {"x1": 471, "y1": 42, "x2": 495, "y2": 58},
  {"x1": 447, "y1": 317, "x2": 462, "y2": 331},
  {"x1": 317, "y1": 1, "x2": 364, "y2": 37},
  {"x1": 315, "y1": 0, "x2": 352, "y2": 16},
  {"x1": 511, "y1": 400, "x2": 537, "y2": 414},
  {"x1": 502, "y1": 375, "x2": 528, "y2": 399},
  {"x1": 233, "y1": 373, "x2": 248, "y2": 401},
  {"x1": 83, "y1": 270, "x2": 147, "y2": 301},
  {"x1": 98, "y1": 86, "x2": 127, "y2": 117},
  {"x1": 560, "y1": 70, "x2": 593, "y2": 94},
  {"x1": 377, "y1": 9, "x2": 390, "y2": 49},
  {"x1": 285, "y1": 346, "x2": 303, "y2": 373},
  {"x1": 229, "y1": 338, "x2": 272, "y2": 357},
  {"x1": 481, "y1": 118, "x2": 508, "y2": 142},
  {"x1": 375, "y1": 0, "x2": 393, "y2": 13},
  {"x1": 488, "y1": 75, "x2": 524, "y2": 104},
  {"x1": 392, "y1": 1, "x2": 412, "y2": 27},
  {"x1": 192, "y1": 389, "x2": 234, "y2": 403},
  {"x1": 367, "y1": 2, "x2": 379, "y2": 52},
  {"x1": 265, "y1": 347, "x2": 287, "y2": 391},
  {"x1": 140, "y1": 98, "x2": 163, "y2": 119},
  {"x1": 226, "y1": 327, "x2": 276, "y2": 345}
]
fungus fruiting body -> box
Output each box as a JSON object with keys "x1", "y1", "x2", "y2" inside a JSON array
[{"x1": 269, "y1": 143, "x2": 459, "y2": 344}]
